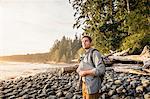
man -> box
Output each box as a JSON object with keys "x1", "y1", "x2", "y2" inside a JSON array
[{"x1": 77, "y1": 36, "x2": 106, "y2": 99}]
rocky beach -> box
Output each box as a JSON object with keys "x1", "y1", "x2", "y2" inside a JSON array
[{"x1": 0, "y1": 67, "x2": 150, "y2": 99}]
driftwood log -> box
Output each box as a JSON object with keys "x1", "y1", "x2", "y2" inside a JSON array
[
  {"x1": 102, "y1": 49, "x2": 130, "y2": 65},
  {"x1": 111, "y1": 64, "x2": 150, "y2": 76},
  {"x1": 108, "y1": 46, "x2": 150, "y2": 65},
  {"x1": 61, "y1": 65, "x2": 78, "y2": 73},
  {"x1": 143, "y1": 58, "x2": 150, "y2": 69},
  {"x1": 111, "y1": 48, "x2": 130, "y2": 56},
  {"x1": 108, "y1": 55, "x2": 143, "y2": 63},
  {"x1": 113, "y1": 68, "x2": 150, "y2": 76}
]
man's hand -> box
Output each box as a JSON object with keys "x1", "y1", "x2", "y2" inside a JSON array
[
  {"x1": 79, "y1": 69, "x2": 95, "y2": 77},
  {"x1": 79, "y1": 71, "x2": 87, "y2": 77}
]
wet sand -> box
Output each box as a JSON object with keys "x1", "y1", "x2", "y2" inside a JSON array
[{"x1": 0, "y1": 61, "x2": 71, "y2": 81}]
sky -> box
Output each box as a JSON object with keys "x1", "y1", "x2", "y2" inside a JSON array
[{"x1": 0, "y1": 0, "x2": 82, "y2": 56}]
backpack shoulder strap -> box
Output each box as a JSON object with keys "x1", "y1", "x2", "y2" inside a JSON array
[
  {"x1": 90, "y1": 49, "x2": 98, "y2": 68},
  {"x1": 90, "y1": 48, "x2": 105, "y2": 67}
]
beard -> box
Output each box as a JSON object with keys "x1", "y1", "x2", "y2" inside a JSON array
[
  {"x1": 84, "y1": 46, "x2": 90, "y2": 49},
  {"x1": 82, "y1": 44, "x2": 91, "y2": 49}
]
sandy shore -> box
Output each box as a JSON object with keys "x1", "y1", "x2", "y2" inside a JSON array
[{"x1": 0, "y1": 61, "x2": 73, "y2": 81}]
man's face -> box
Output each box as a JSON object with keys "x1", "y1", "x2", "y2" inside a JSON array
[{"x1": 81, "y1": 37, "x2": 91, "y2": 49}]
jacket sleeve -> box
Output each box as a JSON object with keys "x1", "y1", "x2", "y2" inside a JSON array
[{"x1": 91, "y1": 51, "x2": 106, "y2": 76}]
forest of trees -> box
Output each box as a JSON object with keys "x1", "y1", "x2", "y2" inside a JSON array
[
  {"x1": 48, "y1": 35, "x2": 81, "y2": 63},
  {"x1": 69, "y1": 0, "x2": 150, "y2": 54}
]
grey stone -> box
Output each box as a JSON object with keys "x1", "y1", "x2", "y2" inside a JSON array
[
  {"x1": 38, "y1": 93, "x2": 46, "y2": 98},
  {"x1": 144, "y1": 92, "x2": 150, "y2": 99},
  {"x1": 65, "y1": 92, "x2": 73, "y2": 98},
  {"x1": 38, "y1": 89, "x2": 42, "y2": 94},
  {"x1": 3, "y1": 92, "x2": 14, "y2": 97},
  {"x1": 101, "y1": 85, "x2": 107, "y2": 92},
  {"x1": 59, "y1": 97, "x2": 67, "y2": 99},
  {"x1": 0, "y1": 95, "x2": 5, "y2": 99},
  {"x1": 47, "y1": 95, "x2": 57, "y2": 99},
  {"x1": 26, "y1": 82, "x2": 32, "y2": 88},
  {"x1": 116, "y1": 86, "x2": 124, "y2": 93},
  {"x1": 51, "y1": 85, "x2": 57, "y2": 90},
  {"x1": 28, "y1": 90, "x2": 37, "y2": 95},
  {"x1": 114, "y1": 80, "x2": 122, "y2": 85},
  {"x1": 47, "y1": 91, "x2": 55, "y2": 95},
  {"x1": 72, "y1": 94, "x2": 82, "y2": 99},
  {"x1": 110, "y1": 95, "x2": 120, "y2": 99},
  {"x1": 30, "y1": 94, "x2": 37, "y2": 99},
  {"x1": 106, "y1": 83, "x2": 112, "y2": 89},
  {"x1": 0, "y1": 87, "x2": 4, "y2": 91},
  {"x1": 56, "y1": 91, "x2": 63, "y2": 97},
  {"x1": 69, "y1": 87, "x2": 75, "y2": 92},
  {"x1": 19, "y1": 89, "x2": 29, "y2": 96},
  {"x1": 22, "y1": 94, "x2": 29, "y2": 99},
  {"x1": 141, "y1": 79, "x2": 150, "y2": 87},
  {"x1": 108, "y1": 89, "x2": 115, "y2": 96},
  {"x1": 136, "y1": 85, "x2": 144, "y2": 93},
  {"x1": 101, "y1": 93, "x2": 108, "y2": 99},
  {"x1": 111, "y1": 85, "x2": 117, "y2": 90},
  {"x1": 3, "y1": 88, "x2": 13, "y2": 94},
  {"x1": 12, "y1": 90, "x2": 19, "y2": 95},
  {"x1": 146, "y1": 86, "x2": 150, "y2": 92},
  {"x1": 8, "y1": 95, "x2": 16, "y2": 99}
]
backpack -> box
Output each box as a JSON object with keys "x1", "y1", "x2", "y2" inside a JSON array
[{"x1": 89, "y1": 49, "x2": 105, "y2": 81}]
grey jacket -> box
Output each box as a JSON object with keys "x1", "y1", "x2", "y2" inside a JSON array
[{"x1": 77, "y1": 48, "x2": 106, "y2": 94}]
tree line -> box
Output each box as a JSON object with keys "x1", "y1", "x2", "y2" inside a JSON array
[
  {"x1": 0, "y1": 53, "x2": 49, "y2": 63},
  {"x1": 48, "y1": 35, "x2": 81, "y2": 63}
]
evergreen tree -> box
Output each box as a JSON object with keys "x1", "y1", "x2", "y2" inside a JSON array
[
  {"x1": 69, "y1": 0, "x2": 150, "y2": 54},
  {"x1": 49, "y1": 35, "x2": 81, "y2": 63}
]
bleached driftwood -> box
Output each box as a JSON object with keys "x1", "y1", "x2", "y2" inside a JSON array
[
  {"x1": 61, "y1": 65, "x2": 78, "y2": 73},
  {"x1": 108, "y1": 45, "x2": 150, "y2": 64},
  {"x1": 112, "y1": 48, "x2": 130, "y2": 56},
  {"x1": 108, "y1": 55, "x2": 143, "y2": 63},
  {"x1": 143, "y1": 58, "x2": 150, "y2": 69}
]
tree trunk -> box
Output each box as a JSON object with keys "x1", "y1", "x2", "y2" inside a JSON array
[{"x1": 126, "y1": 0, "x2": 130, "y2": 13}]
